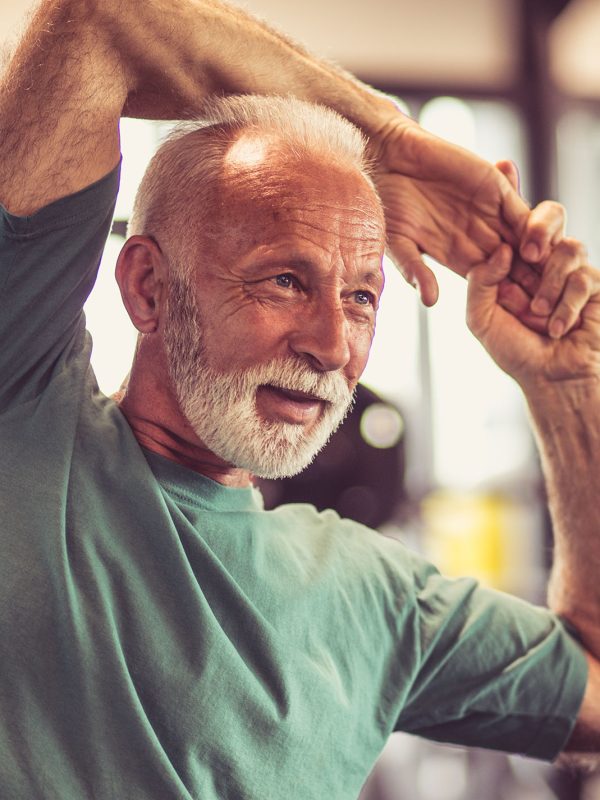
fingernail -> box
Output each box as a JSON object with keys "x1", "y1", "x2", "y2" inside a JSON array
[
  {"x1": 549, "y1": 319, "x2": 565, "y2": 339},
  {"x1": 531, "y1": 297, "x2": 550, "y2": 315},
  {"x1": 522, "y1": 243, "x2": 539, "y2": 261}
]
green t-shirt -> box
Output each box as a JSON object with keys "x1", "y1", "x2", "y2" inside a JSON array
[{"x1": 0, "y1": 165, "x2": 588, "y2": 800}]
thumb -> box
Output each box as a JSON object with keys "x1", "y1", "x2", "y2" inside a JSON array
[
  {"x1": 497, "y1": 168, "x2": 529, "y2": 245},
  {"x1": 466, "y1": 244, "x2": 513, "y2": 337},
  {"x1": 495, "y1": 159, "x2": 521, "y2": 194},
  {"x1": 388, "y1": 235, "x2": 440, "y2": 306}
]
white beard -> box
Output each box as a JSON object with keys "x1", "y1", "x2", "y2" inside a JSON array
[{"x1": 163, "y1": 277, "x2": 354, "y2": 479}]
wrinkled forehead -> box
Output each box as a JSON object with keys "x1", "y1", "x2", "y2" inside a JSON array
[{"x1": 207, "y1": 132, "x2": 386, "y2": 245}]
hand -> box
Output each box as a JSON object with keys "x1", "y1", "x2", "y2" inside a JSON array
[
  {"x1": 494, "y1": 160, "x2": 568, "y2": 335},
  {"x1": 372, "y1": 119, "x2": 534, "y2": 306},
  {"x1": 466, "y1": 240, "x2": 600, "y2": 388}
]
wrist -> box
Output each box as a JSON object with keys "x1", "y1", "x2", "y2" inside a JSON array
[
  {"x1": 524, "y1": 374, "x2": 600, "y2": 467},
  {"x1": 366, "y1": 108, "x2": 420, "y2": 170},
  {"x1": 523, "y1": 373, "x2": 600, "y2": 410}
]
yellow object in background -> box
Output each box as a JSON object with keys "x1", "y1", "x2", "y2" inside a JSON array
[{"x1": 421, "y1": 490, "x2": 543, "y2": 598}]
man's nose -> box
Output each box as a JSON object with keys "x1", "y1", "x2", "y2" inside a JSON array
[{"x1": 288, "y1": 303, "x2": 351, "y2": 372}]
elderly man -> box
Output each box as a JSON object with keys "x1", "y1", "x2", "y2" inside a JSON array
[{"x1": 1, "y1": 0, "x2": 600, "y2": 798}]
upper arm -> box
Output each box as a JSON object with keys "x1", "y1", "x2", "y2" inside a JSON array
[
  {"x1": 0, "y1": 163, "x2": 120, "y2": 413},
  {"x1": 0, "y1": 0, "x2": 126, "y2": 215},
  {"x1": 391, "y1": 565, "x2": 587, "y2": 760}
]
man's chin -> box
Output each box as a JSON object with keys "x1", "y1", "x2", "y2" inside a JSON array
[
  {"x1": 212, "y1": 427, "x2": 333, "y2": 481},
  {"x1": 185, "y1": 400, "x2": 348, "y2": 481},
  {"x1": 249, "y1": 459, "x2": 314, "y2": 481},
  {"x1": 231, "y1": 444, "x2": 321, "y2": 481}
]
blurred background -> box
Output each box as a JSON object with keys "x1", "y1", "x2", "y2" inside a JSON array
[{"x1": 3, "y1": 0, "x2": 600, "y2": 797}]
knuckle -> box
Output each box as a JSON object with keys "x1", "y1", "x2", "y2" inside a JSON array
[
  {"x1": 512, "y1": 263, "x2": 538, "y2": 289},
  {"x1": 558, "y1": 299, "x2": 579, "y2": 318},
  {"x1": 560, "y1": 237, "x2": 586, "y2": 259},
  {"x1": 567, "y1": 269, "x2": 590, "y2": 293},
  {"x1": 519, "y1": 272, "x2": 537, "y2": 291},
  {"x1": 555, "y1": 301, "x2": 585, "y2": 329},
  {"x1": 527, "y1": 201, "x2": 566, "y2": 234},
  {"x1": 541, "y1": 200, "x2": 565, "y2": 218},
  {"x1": 532, "y1": 200, "x2": 563, "y2": 221},
  {"x1": 584, "y1": 264, "x2": 600, "y2": 285}
]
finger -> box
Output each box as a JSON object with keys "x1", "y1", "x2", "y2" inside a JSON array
[
  {"x1": 466, "y1": 244, "x2": 513, "y2": 336},
  {"x1": 465, "y1": 215, "x2": 507, "y2": 266},
  {"x1": 469, "y1": 243, "x2": 513, "y2": 289},
  {"x1": 547, "y1": 266, "x2": 596, "y2": 339},
  {"x1": 497, "y1": 161, "x2": 530, "y2": 246},
  {"x1": 495, "y1": 160, "x2": 520, "y2": 194},
  {"x1": 498, "y1": 279, "x2": 548, "y2": 334},
  {"x1": 498, "y1": 279, "x2": 532, "y2": 315},
  {"x1": 387, "y1": 236, "x2": 439, "y2": 306},
  {"x1": 530, "y1": 237, "x2": 587, "y2": 316},
  {"x1": 520, "y1": 200, "x2": 566, "y2": 264},
  {"x1": 509, "y1": 259, "x2": 541, "y2": 298}
]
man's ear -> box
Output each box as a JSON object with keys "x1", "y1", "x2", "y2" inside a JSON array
[{"x1": 115, "y1": 236, "x2": 168, "y2": 333}]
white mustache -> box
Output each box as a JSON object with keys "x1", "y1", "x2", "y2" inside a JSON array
[{"x1": 242, "y1": 357, "x2": 353, "y2": 407}]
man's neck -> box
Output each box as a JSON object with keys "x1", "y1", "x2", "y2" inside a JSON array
[{"x1": 118, "y1": 358, "x2": 253, "y2": 489}]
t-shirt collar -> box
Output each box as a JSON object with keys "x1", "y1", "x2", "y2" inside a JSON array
[{"x1": 142, "y1": 447, "x2": 264, "y2": 512}]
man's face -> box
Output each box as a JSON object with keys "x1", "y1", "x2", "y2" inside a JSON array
[{"x1": 162, "y1": 141, "x2": 386, "y2": 479}]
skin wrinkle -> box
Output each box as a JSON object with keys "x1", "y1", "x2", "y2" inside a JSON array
[
  {"x1": 129, "y1": 108, "x2": 377, "y2": 288},
  {"x1": 240, "y1": 260, "x2": 383, "y2": 298},
  {"x1": 196, "y1": 178, "x2": 385, "y2": 336}
]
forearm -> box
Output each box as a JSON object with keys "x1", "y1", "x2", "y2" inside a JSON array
[
  {"x1": 0, "y1": 0, "x2": 402, "y2": 214},
  {"x1": 467, "y1": 242, "x2": 600, "y2": 752},
  {"x1": 525, "y1": 377, "x2": 600, "y2": 655},
  {"x1": 100, "y1": 0, "x2": 399, "y2": 136},
  {"x1": 108, "y1": 0, "x2": 533, "y2": 295},
  {"x1": 1, "y1": 0, "x2": 529, "y2": 291}
]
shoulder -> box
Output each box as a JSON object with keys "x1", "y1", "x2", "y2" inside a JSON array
[{"x1": 265, "y1": 501, "x2": 430, "y2": 604}]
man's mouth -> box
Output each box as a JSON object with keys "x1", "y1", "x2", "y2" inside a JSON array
[
  {"x1": 256, "y1": 384, "x2": 327, "y2": 425},
  {"x1": 266, "y1": 385, "x2": 325, "y2": 403}
]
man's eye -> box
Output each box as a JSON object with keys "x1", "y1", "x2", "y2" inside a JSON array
[
  {"x1": 273, "y1": 274, "x2": 294, "y2": 289},
  {"x1": 354, "y1": 290, "x2": 375, "y2": 306}
]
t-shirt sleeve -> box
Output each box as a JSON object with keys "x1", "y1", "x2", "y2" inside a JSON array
[
  {"x1": 0, "y1": 164, "x2": 121, "y2": 412},
  {"x1": 390, "y1": 551, "x2": 588, "y2": 760}
]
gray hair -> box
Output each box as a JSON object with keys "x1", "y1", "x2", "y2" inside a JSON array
[{"x1": 128, "y1": 94, "x2": 374, "y2": 277}]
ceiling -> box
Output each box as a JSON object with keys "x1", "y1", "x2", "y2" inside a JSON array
[{"x1": 1, "y1": 0, "x2": 600, "y2": 97}]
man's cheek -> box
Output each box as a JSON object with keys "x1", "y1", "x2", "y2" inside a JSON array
[{"x1": 350, "y1": 332, "x2": 375, "y2": 380}]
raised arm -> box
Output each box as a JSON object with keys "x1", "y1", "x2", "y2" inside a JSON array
[
  {"x1": 466, "y1": 232, "x2": 600, "y2": 761},
  {"x1": 0, "y1": 0, "x2": 126, "y2": 215},
  {"x1": 528, "y1": 330, "x2": 600, "y2": 760},
  {"x1": 1, "y1": 0, "x2": 538, "y2": 300}
]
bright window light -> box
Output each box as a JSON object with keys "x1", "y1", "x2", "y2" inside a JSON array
[
  {"x1": 418, "y1": 98, "x2": 531, "y2": 489},
  {"x1": 420, "y1": 96, "x2": 477, "y2": 151},
  {"x1": 86, "y1": 119, "x2": 162, "y2": 395},
  {"x1": 361, "y1": 257, "x2": 420, "y2": 406}
]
